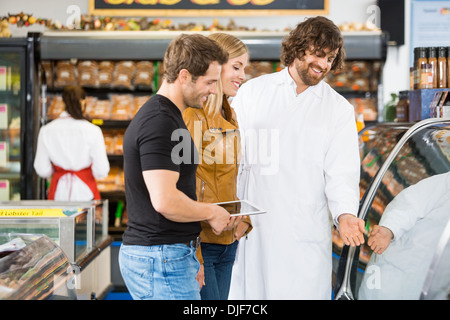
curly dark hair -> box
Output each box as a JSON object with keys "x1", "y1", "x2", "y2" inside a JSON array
[{"x1": 281, "y1": 16, "x2": 345, "y2": 72}]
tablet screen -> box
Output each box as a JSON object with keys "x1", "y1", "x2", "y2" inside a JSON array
[{"x1": 214, "y1": 200, "x2": 265, "y2": 216}]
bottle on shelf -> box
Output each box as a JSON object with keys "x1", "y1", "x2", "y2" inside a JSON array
[
  {"x1": 396, "y1": 91, "x2": 409, "y2": 122},
  {"x1": 419, "y1": 63, "x2": 433, "y2": 89},
  {"x1": 416, "y1": 47, "x2": 428, "y2": 90},
  {"x1": 413, "y1": 47, "x2": 420, "y2": 89},
  {"x1": 428, "y1": 47, "x2": 437, "y2": 88},
  {"x1": 437, "y1": 47, "x2": 447, "y2": 89},
  {"x1": 447, "y1": 47, "x2": 450, "y2": 89},
  {"x1": 384, "y1": 92, "x2": 398, "y2": 122}
]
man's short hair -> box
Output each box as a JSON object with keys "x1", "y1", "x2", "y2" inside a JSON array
[{"x1": 163, "y1": 33, "x2": 229, "y2": 83}]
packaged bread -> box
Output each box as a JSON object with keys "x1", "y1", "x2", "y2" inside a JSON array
[
  {"x1": 47, "y1": 95, "x2": 65, "y2": 119},
  {"x1": 133, "y1": 95, "x2": 150, "y2": 116},
  {"x1": 102, "y1": 129, "x2": 116, "y2": 155},
  {"x1": 98, "y1": 61, "x2": 115, "y2": 87},
  {"x1": 82, "y1": 96, "x2": 98, "y2": 119},
  {"x1": 110, "y1": 94, "x2": 133, "y2": 120},
  {"x1": 245, "y1": 61, "x2": 274, "y2": 79},
  {"x1": 113, "y1": 129, "x2": 125, "y2": 155},
  {"x1": 54, "y1": 60, "x2": 77, "y2": 88},
  {"x1": 351, "y1": 78, "x2": 370, "y2": 91},
  {"x1": 41, "y1": 61, "x2": 54, "y2": 88},
  {"x1": 87, "y1": 99, "x2": 111, "y2": 120},
  {"x1": 350, "y1": 61, "x2": 370, "y2": 75},
  {"x1": 77, "y1": 60, "x2": 98, "y2": 87},
  {"x1": 96, "y1": 166, "x2": 124, "y2": 192},
  {"x1": 134, "y1": 61, "x2": 154, "y2": 89},
  {"x1": 112, "y1": 61, "x2": 135, "y2": 89}
]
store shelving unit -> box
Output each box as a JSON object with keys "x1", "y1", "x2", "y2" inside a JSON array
[{"x1": 39, "y1": 30, "x2": 387, "y2": 61}]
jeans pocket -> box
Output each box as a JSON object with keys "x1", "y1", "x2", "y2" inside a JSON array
[
  {"x1": 163, "y1": 244, "x2": 200, "y2": 299},
  {"x1": 119, "y1": 249, "x2": 154, "y2": 299},
  {"x1": 163, "y1": 244, "x2": 196, "y2": 270}
]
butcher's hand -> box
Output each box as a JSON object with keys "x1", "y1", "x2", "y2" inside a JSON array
[
  {"x1": 338, "y1": 214, "x2": 365, "y2": 247},
  {"x1": 368, "y1": 225, "x2": 393, "y2": 254}
]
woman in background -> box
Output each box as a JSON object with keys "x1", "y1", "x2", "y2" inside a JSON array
[
  {"x1": 183, "y1": 33, "x2": 252, "y2": 300},
  {"x1": 34, "y1": 85, "x2": 109, "y2": 201}
]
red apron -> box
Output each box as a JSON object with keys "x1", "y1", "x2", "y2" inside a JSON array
[{"x1": 47, "y1": 164, "x2": 101, "y2": 200}]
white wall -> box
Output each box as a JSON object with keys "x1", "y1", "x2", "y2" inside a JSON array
[
  {"x1": 381, "y1": 0, "x2": 411, "y2": 107},
  {"x1": 0, "y1": 0, "x2": 410, "y2": 105}
]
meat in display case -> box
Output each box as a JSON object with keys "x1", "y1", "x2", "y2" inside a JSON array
[
  {"x1": 0, "y1": 234, "x2": 75, "y2": 300},
  {"x1": 334, "y1": 118, "x2": 450, "y2": 300}
]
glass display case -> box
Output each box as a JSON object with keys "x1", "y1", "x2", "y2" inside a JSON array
[
  {"x1": 0, "y1": 200, "x2": 108, "y2": 262},
  {"x1": 0, "y1": 41, "x2": 25, "y2": 201},
  {"x1": 0, "y1": 233, "x2": 75, "y2": 300},
  {"x1": 332, "y1": 123, "x2": 413, "y2": 260},
  {"x1": 0, "y1": 36, "x2": 40, "y2": 200},
  {"x1": 335, "y1": 118, "x2": 450, "y2": 300}
]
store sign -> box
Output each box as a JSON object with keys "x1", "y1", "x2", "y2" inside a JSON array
[
  {"x1": 0, "y1": 208, "x2": 70, "y2": 217},
  {"x1": 410, "y1": 0, "x2": 450, "y2": 66},
  {"x1": 89, "y1": 0, "x2": 329, "y2": 16}
]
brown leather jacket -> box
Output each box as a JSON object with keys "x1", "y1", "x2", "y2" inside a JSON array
[{"x1": 183, "y1": 99, "x2": 252, "y2": 263}]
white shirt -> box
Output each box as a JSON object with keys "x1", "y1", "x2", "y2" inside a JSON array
[
  {"x1": 229, "y1": 67, "x2": 360, "y2": 299},
  {"x1": 34, "y1": 111, "x2": 110, "y2": 201},
  {"x1": 358, "y1": 172, "x2": 450, "y2": 300}
]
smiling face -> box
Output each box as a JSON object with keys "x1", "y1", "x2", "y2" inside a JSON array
[
  {"x1": 182, "y1": 61, "x2": 222, "y2": 109},
  {"x1": 291, "y1": 47, "x2": 338, "y2": 93},
  {"x1": 221, "y1": 52, "x2": 249, "y2": 97}
]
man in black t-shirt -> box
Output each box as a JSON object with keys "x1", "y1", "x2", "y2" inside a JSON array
[{"x1": 119, "y1": 34, "x2": 232, "y2": 300}]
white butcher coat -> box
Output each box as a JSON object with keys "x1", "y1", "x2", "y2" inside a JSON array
[
  {"x1": 229, "y1": 67, "x2": 360, "y2": 299},
  {"x1": 34, "y1": 111, "x2": 110, "y2": 201}
]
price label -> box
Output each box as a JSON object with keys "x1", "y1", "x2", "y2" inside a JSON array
[
  {"x1": 92, "y1": 119, "x2": 104, "y2": 126},
  {"x1": 0, "y1": 208, "x2": 69, "y2": 217}
]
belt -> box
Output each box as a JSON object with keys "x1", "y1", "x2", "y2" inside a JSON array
[{"x1": 183, "y1": 236, "x2": 201, "y2": 249}]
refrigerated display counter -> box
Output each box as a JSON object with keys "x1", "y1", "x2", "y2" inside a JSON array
[
  {"x1": 332, "y1": 123, "x2": 414, "y2": 263},
  {"x1": 0, "y1": 200, "x2": 112, "y2": 299},
  {"x1": 335, "y1": 118, "x2": 450, "y2": 300},
  {"x1": 0, "y1": 233, "x2": 76, "y2": 300}
]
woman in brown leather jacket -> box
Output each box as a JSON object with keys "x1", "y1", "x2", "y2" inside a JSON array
[{"x1": 183, "y1": 33, "x2": 252, "y2": 300}]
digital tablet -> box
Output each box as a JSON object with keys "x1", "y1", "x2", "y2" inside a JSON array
[{"x1": 214, "y1": 200, "x2": 266, "y2": 217}]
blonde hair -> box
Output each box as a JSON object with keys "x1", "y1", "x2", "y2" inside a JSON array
[{"x1": 204, "y1": 33, "x2": 248, "y2": 117}]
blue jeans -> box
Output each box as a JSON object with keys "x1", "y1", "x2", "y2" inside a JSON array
[
  {"x1": 119, "y1": 243, "x2": 200, "y2": 300},
  {"x1": 200, "y1": 241, "x2": 239, "y2": 300}
]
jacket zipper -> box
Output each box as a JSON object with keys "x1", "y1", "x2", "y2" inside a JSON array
[{"x1": 200, "y1": 180, "x2": 205, "y2": 202}]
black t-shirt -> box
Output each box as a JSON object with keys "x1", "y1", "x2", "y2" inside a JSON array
[{"x1": 122, "y1": 94, "x2": 200, "y2": 246}]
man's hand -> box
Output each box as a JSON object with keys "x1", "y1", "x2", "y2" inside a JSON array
[
  {"x1": 206, "y1": 204, "x2": 231, "y2": 235},
  {"x1": 338, "y1": 214, "x2": 365, "y2": 247},
  {"x1": 368, "y1": 225, "x2": 393, "y2": 254}
]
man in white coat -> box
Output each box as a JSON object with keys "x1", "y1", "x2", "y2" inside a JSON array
[{"x1": 229, "y1": 16, "x2": 365, "y2": 300}]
